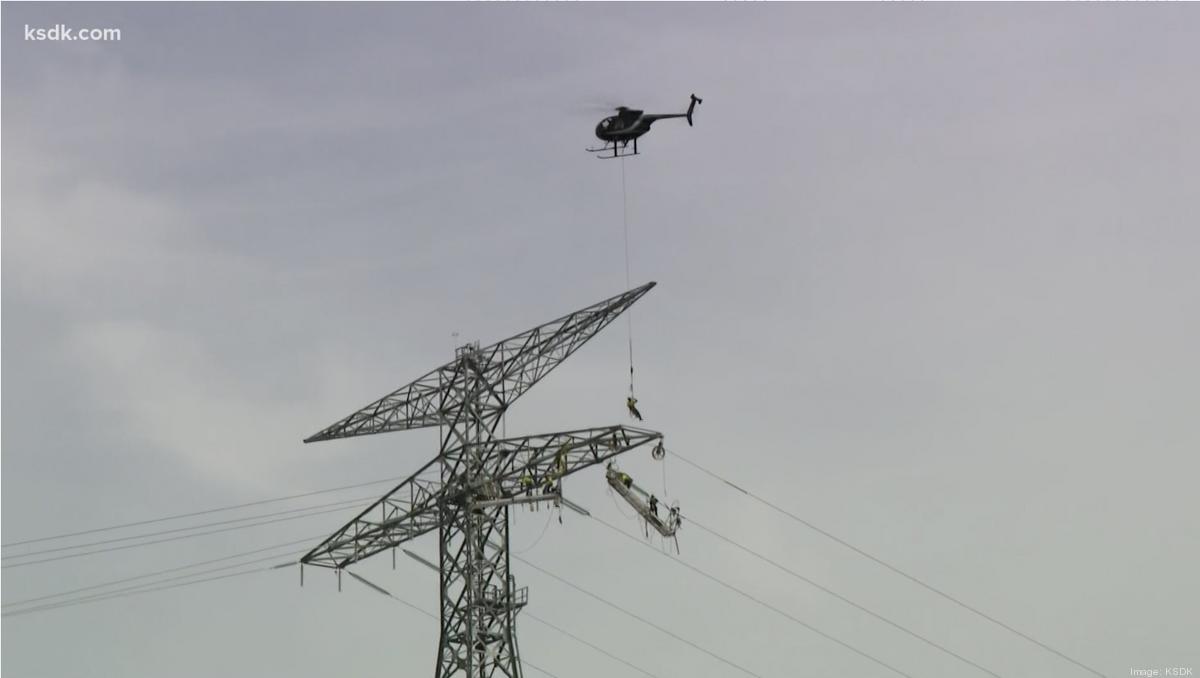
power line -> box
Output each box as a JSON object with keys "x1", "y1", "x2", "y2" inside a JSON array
[
  {"x1": 681, "y1": 512, "x2": 1004, "y2": 678},
  {"x1": 8, "y1": 561, "x2": 569, "y2": 678},
  {"x1": 9, "y1": 498, "x2": 879, "y2": 678},
  {"x1": 12, "y1": 537, "x2": 753, "y2": 678},
  {"x1": 1, "y1": 474, "x2": 407, "y2": 548},
  {"x1": 12, "y1": 551, "x2": 295, "y2": 615},
  {"x1": 341, "y1": 574, "x2": 575, "y2": 678},
  {"x1": 525, "y1": 610, "x2": 663, "y2": 678},
  {"x1": 667, "y1": 449, "x2": 1106, "y2": 678},
  {"x1": 2, "y1": 505, "x2": 351, "y2": 570},
  {"x1": 2, "y1": 562, "x2": 280, "y2": 618},
  {"x1": 401, "y1": 542, "x2": 776, "y2": 678},
  {"x1": 344, "y1": 567, "x2": 661, "y2": 678},
  {"x1": 523, "y1": 656, "x2": 563, "y2": 678},
  {"x1": 3, "y1": 534, "x2": 322, "y2": 609},
  {"x1": 3, "y1": 495, "x2": 377, "y2": 561},
  {"x1": 393, "y1": 543, "x2": 662, "y2": 678},
  {"x1": 513, "y1": 554, "x2": 771, "y2": 678},
  {"x1": 3, "y1": 447, "x2": 1104, "y2": 677},
  {"x1": 14, "y1": 532, "x2": 697, "y2": 678},
  {"x1": 587, "y1": 514, "x2": 917, "y2": 678}
]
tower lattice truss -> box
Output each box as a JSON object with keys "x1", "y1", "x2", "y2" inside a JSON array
[{"x1": 301, "y1": 282, "x2": 663, "y2": 678}]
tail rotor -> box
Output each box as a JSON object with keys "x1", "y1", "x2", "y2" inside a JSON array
[{"x1": 686, "y1": 94, "x2": 703, "y2": 126}]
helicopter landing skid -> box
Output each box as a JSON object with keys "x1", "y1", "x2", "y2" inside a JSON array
[
  {"x1": 586, "y1": 139, "x2": 639, "y2": 159},
  {"x1": 586, "y1": 148, "x2": 639, "y2": 159}
]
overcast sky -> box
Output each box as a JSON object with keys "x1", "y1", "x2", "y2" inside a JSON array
[{"x1": 3, "y1": 4, "x2": 1198, "y2": 678}]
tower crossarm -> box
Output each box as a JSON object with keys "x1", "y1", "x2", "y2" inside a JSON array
[
  {"x1": 303, "y1": 282, "x2": 656, "y2": 444},
  {"x1": 299, "y1": 455, "x2": 446, "y2": 569},
  {"x1": 300, "y1": 425, "x2": 661, "y2": 569},
  {"x1": 301, "y1": 362, "x2": 459, "y2": 444},
  {"x1": 472, "y1": 282, "x2": 656, "y2": 413},
  {"x1": 478, "y1": 425, "x2": 662, "y2": 494}
]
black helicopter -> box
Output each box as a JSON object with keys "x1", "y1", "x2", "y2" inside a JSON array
[{"x1": 586, "y1": 94, "x2": 702, "y2": 158}]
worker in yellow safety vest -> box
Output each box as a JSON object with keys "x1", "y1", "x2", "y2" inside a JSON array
[
  {"x1": 626, "y1": 396, "x2": 643, "y2": 421},
  {"x1": 554, "y1": 443, "x2": 569, "y2": 478}
]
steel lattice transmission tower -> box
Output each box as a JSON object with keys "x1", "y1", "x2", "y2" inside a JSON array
[{"x1": 300, "y1": 282, "x2": 663, "y2": 678}]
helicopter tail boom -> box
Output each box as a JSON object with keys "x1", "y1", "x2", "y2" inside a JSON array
[{"x1": 686, "y1": 94, "x2": 702, "y2": 126}]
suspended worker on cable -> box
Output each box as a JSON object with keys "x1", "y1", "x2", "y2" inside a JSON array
[{"x1": 626, "y1": 395, "x2": 643, "y2": 421}]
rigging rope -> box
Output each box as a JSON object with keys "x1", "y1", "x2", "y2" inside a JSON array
[
  {"x1": 607, "y1": 482, "x2": 636, "y2": 520},
  {"x1": 515, "y1": 510, "x2": 554, "y2": 555},
  {"x1": 661, "y1": 454, "x2": 669, "y2": 498}
]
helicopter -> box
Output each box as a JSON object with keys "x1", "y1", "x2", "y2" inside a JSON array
[{"x1": 586, "y1": 94, "x2": 702, "y2": 158}]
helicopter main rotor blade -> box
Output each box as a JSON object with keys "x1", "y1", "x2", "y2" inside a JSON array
[{"x1": 568, "y1": 104, "x2": 626, "y2": 116}]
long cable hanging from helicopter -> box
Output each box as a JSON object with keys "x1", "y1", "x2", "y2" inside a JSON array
[{"x1": 621, "y1": 157, "x2": 636, "y2": 408}]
